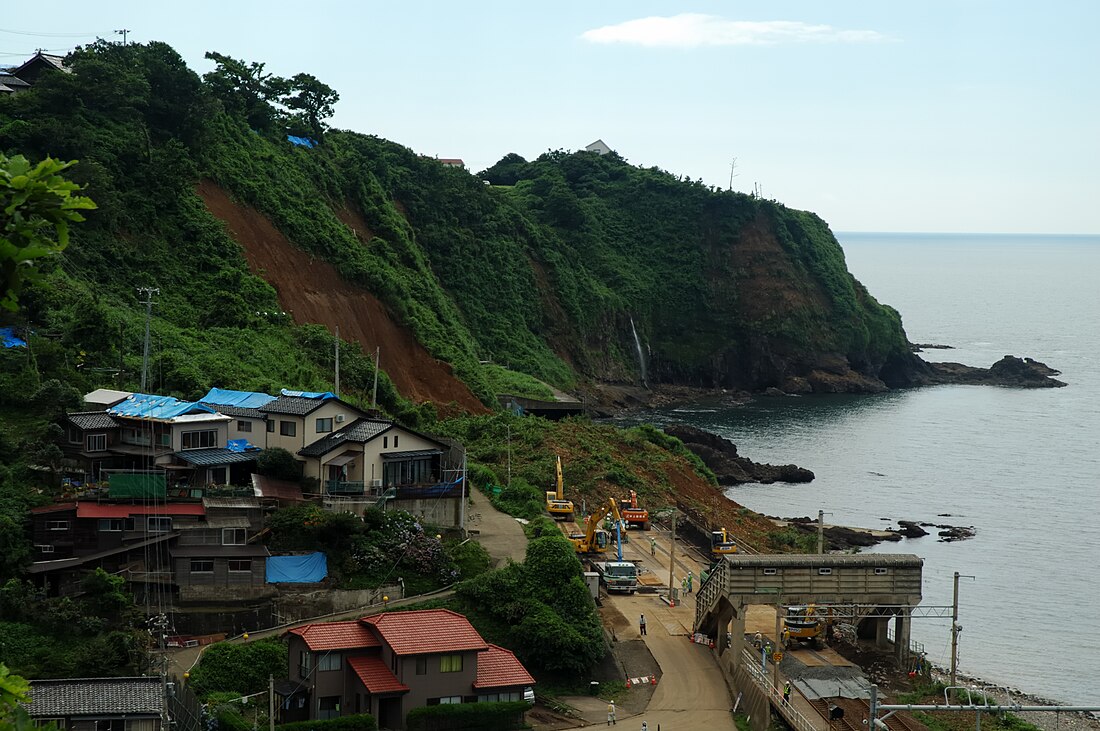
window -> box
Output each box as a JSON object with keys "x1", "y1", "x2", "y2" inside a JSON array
[
  {"x1": 190, "y1": 559, "x2": 214, "y2": 573},
  {"x1": 318, "y1": 653, "x2": 341, "y2": 672},
  {"x1": 86, "y1": 433, "x2": 107, "y2": 452},
  {"x1": 316, "y1": 417, "x2": 333, "y2": 433},
  {"x1": 46, "y1": 520, "x2": 69, "y2": 531},
  {"x1": 181, "y1": 429, "x2": 218, "y2": 450},
  {"x1": 148, "y1": 517, "x2": 173, "y2": 533},
  {"x1": 415, "y1": 657, "x2": 427, "y2": 675},
  {"x1": 121, "y1": 428, "x2": 151, "y2": 446},
  {"x1": 266, "y1": 420, "x2": 275, "y2": 433},
  {"x1": 440, "y1": 654, "x2": 463, "y2": 673},
  {"x1": 438, "y1": 696, "x2": 462, "y2": 705},
  {"x1": 874, "y1": 567, "x2": 889, "y2": 575},
  {"x1": 317, "y1": 696, "x2": 340, "y2": 720},
  {"x1": 298, "y1": 650, "x2": 312, "y2": 677},
  {"x1": 98, "y1": 519, "x2": 125, "y2": 532},
  {"x1": 393, "y1": 435, "x2": 399, "y2": 448},
  {"x1": 228, "y1": 559, "x2": 252, "y2": 572},
  {"x1": 68, "y1": 428, "x2": 81, "y2": 444},
  {"x1": 222, "y1": 528, "x2": 246, "y2": 545},
  {"x1": 237, "y1": 420, "x2": 252, "y2": 433},
  {"x1": 383, "y1": 436, "x2": 388, "y2": 448},
  {"x1": 762, "y1": 568, "x2": 778, "y2": 576},
  {"x1": 159, "y1": 433, "x2": 172, "y2": 447},
  {"x1": 280, "y1": 421, "x2": 296, "y2": 437},
  {"x1": 817, "y1": 567, "x2": 833, "y2": 576},
  {"x1": 33, "y1": 719, "x2": 64, "y2": 729}
]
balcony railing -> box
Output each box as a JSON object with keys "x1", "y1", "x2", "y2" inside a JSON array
[{"x1": 325, "y1": 480, "x2": 365, "y2": 495}]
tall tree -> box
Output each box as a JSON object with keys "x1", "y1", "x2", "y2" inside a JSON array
[
  {"x1": 281, "y1": 73, "x2": 339, "y2": 141},
  {"x1": 203, "y1": 51, "x2": 286, "y2": 133}
]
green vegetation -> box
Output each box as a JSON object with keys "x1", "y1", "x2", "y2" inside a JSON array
[
  {"x1": 480, "y1": 364, "x2": 555, "y2": 401},
  {"x1": 187, "y1": 638, "x2": 286, "y2": 700},
  {"x1": 406, "y1": 702, "x2": 527, "y2": 731},
  {"x1": 280, "y1": 715, "x2": 378, "y2": 731},
  {"x1": 895, "y1": 682, "x2": 1045, "y2": 731}
]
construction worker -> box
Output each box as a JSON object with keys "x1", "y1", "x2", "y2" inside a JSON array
[
  {"x1": 781, "y1": 627, "x2": 791, "y2": 647},
  {"x1": 754, "y1": 631, "x2": 763, "y2": 648},
  {"x1": 686, "y1": 571, "x2": 694, "y2": 593},
  {"x1": 783, "y1": 680, "x2": 792, "y2": 703},
  {"x1": 607, "y1": 700, "x2": 617, "y2": 725},
  {"x1": 650, "y1": 537, "x2": 657, "y2": 556},
  {"x1": 639, "y1": 614, "x2": 647, "y2": 636},
  {"x1": 641, "y1": 722, "x2": 648, "y2": 731}
]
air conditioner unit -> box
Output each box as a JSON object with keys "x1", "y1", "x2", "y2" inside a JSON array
[
  {"x1": 335, "y1": 414, "x2": 345, "y2": 423},
  {"x1": 369, "y1": 479, "x2": 382, "y2": 488}
]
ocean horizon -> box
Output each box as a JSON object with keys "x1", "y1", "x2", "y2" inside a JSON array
[{"x1": 633, "y1": 231, "x2": 1100, "y2": 705}]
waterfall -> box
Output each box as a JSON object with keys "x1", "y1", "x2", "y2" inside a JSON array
[{"x1": 629, "y1": 316, "x2": 648, "y2": 388}]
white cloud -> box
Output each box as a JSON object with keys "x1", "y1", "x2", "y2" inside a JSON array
[{"x1": 581, "y1": 14, "x2": 888, "y2": 48}]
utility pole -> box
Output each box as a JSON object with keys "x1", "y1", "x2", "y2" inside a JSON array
[
  {"x1": 728, "y1": 157, "x2": 738, "y2": 190},
  {"x1": 774, "y1": 595, "x2": 783, "y2": 689},
  {"x1": 817, "y1": 510, "x2": 832, "y2": 554},
  {"x1": 268, "y1": 675, "x2": 275, "y2": 731},
  {"x1": 334, "y1": 326, "x2": 340, "y2": 397},
  {"x1": 506, "y1": 424, "x2": 512, "y2": 488},
  {"x1": 137, "y1": 287, "x2": 159, "y2": 392},
  {"x1": 371, "y1": 346, "x2": 380, "y2": 408},
  {"x1": 950, "y1": 571, "x2": 975, "y2": 687},
  {"x1": 667, "y1": 511, "x2": 678, "y2": 605},
  {"x1": 459, "y1": 450, "x2": 468, "y2": 536},
  {"x1": 114, "y1": 28, "x2": 130, "y2": 44}
]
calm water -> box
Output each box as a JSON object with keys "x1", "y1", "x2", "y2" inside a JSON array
[{"x1": 636, "y1": 233, "x2": 1100, "y2": 705}]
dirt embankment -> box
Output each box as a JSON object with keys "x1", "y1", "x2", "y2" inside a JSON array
[{"x1": 196, "y1": 180, "x2": 486, "y2": 413}]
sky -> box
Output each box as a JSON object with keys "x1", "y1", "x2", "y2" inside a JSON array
[{"x1": 3, "y1": 1, "x2": 1098, "y2": 234}]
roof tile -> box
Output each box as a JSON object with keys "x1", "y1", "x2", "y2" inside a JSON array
[
  {"x1": 362, "y1": 609, "x2": 488, "y2": 656},
  {"x1": 25, "y1": 678, "x2": 164, "y2": 717},
  {"x1": 474, "y1": 644, "x2": 535, "y2": 689},
  {"x1": 288, "y1": 620, "x2": 381, "y2": 651},
  {"x1": 347, "y1": 656, "x2": 409, "y2": 694}
]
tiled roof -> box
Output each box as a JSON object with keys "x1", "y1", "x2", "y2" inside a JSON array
[
  {"x1": 260, "y1": 396, "x2": 327, "y2": 416},
  {"x1": 362, "y1": 609, "x2": 488, "y2": 656},
  {"x1": 68, "y1": 411, "x2": 121, "y2": 430},
  {"x1": 175, "y1": 447, "x2": 259, "y2": 466},
  {"x1": 347, "y1": 656, "x2": 409, "y2": 694},
  {"x1": 474, "y1": 644, "x2": 535, "y2": 689},
  {"x1": 76, "y1": 503, "x2": 205, "y2": 518},
  {"x1": 298, "y1": 418, "x2": 392, "y2": 457},
  {"x1": 25, "y1": 677, "x2": 164, "y2": 717},
  {"x1": 0, "y1": 74, "x2": 30, "y2": 88},
  {"x1": 288, "y1": 620, "x2": 381, "y2": 651},
  {"x1": 203, "y1": 402, "x2": 267, "y2": 419}
]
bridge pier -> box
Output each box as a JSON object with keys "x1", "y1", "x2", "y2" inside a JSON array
[{"x1": 893, "y1": 607, "x2": 912, "y2": 664}]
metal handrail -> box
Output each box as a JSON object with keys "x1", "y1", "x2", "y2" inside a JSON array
[{"x1": 740, "y1": 649, "x2": 821, "y2": 731}]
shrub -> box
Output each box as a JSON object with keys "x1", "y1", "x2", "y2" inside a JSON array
[
  {"x1": 187, "y1": 638, "x2": 287, "y2": 699},
  {"x1": 405, "y1": 701, "x2": 528, "y2": 731},
  {"x1": 256, "y1": 448, "x2": 302, "y2": 481},
  {"x1": 279, "y1": 714, "x2": 378, "y2": 731}
]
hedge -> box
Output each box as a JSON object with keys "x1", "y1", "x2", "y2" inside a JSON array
[
  {"x1": 405, "y1": 701, "x2": 528, "y2": 731},
  {"x1": 278, "y1": 713, "x2": 378, "y2": 731}
]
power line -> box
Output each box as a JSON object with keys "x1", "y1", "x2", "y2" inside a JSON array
[
  {"x1": 0, "y1": 27, "x2": 104, "y2": 38},
  {"x1": 114, "y1": 28, "x2": 131, "y2": 45}
]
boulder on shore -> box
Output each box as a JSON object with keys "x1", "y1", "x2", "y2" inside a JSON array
[{"x1": 664, "y1": 424, "x2": 815, "y2": 485}]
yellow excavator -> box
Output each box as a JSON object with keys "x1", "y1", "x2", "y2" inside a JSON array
[
  {"x1": 710, "y1": 528, "x2": 738, "y2": 559},
  {"x1": 546, "y1": 455, "x2": 575, "y2": 521},
  {"x1": 569, "y1": 498, "x2": 625, "y2": 555},
  {"x1": 783, "y1": 604, "x2": 830, "y2": 649}
]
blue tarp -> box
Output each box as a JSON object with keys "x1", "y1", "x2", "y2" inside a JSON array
[
  {"x1": 201, "y1": 387, "x2": 276, "y2": 409},
  {"x1": 226, "y1": 439, "x2": 259, "y2": 453},
  {"x1": 266, "y1": 553, "x2": 328, "y2": 583},
  {"x1": 1, "y1": 327, "x2": 27, "y2": 348},
  {"x1": 108, "y1": 393, "x2": 216, "y2": 419},
  {"x1": 286, "y1": 135, "x2": 317, "y2": 148},
  {"x1": 280, "y1": 389, "x2": 336, "y2": 400}
]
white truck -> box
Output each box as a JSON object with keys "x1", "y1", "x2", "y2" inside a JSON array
[{"x1": 590, "y1": 560, "x2": 638, "y2": 594}]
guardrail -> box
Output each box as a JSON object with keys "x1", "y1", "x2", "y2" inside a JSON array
[{"x1": 740, "y1": 649, "x2": 821, "y2": 731}]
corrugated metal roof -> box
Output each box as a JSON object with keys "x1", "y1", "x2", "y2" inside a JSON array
[
  {"x1": 362, "y1": 609, "x2": 488, "y2": 656},
  {"x1": 201, "y1": 515, "x2": 250, "y2": 529},
  {"x1": 203, "y1": 497, "x2": 261, "y2": 509},
  {"x1": 723, "y1": 554, "x2": 924, "y2": 568},
  {"x1": 108, "y1": 393, "x2": 216, "y2": 420},
  {"x1": 252, "y1": 474, "x2": 303, "y2": 502},
  {"x1": 474, "y1": 644, "x2": 535, "y2": 689},
  {"x1": 68, "y1": 411, "x2": 120, "y2": 430},
  {"x1": 176, "y1": 448, "x2": 259, "y2": 466},
  {"x1": 25, "y1": 677, "x2": 164, "y2": 717},
  {"x1": 794, "y1": 674, "x2": 872, "y2": 700},
  {"x1": 84, "y1": 388, "x2": 133, "y2": 406},
  {"x1": 381, "y1": 449, "x2": 442, "y2": 460},
  {"x1": 172, "y1": 544, "x2": 270, "y2": 557},
  {"x1": 347, "y1": 656, "x2": 409, "y2": 694},
  {"x1": 288, "y1": 620, "x2": 381, "y2": 651},
  {"x1": 76, "y1": 503, "x2": 205, "y2": 518}
]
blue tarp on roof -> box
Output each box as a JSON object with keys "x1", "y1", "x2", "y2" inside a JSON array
[
  {"x1": 279, "y1": 389, "x2": 336, "y2": 400},
  {"x1": 226, "y1": 439, "x2": 259, "y2": 453},
  {"x1": 1, "y1": 327, "x2": 27, "y2": 348},
  {"x1": 107, "y1": 393, "x2": 216, "y2": 419},
  {"x1": 286, "y1": 135, "x2": 317, "y2": 148},
  {"x1": 201, "y1": 387, "x2": 277, "y2": 409},
  {"x1": 266, "y1": 552, "x2": 328, "y2": 583}
]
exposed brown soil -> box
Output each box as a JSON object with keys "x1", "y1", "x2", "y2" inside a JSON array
[
  {"x1": 333, "y1": 204, "x2": 375, "y2": 243},
  {"x1": 196, "y1": 180, "x2": 486, "y2": 413},
  {"x1": 732, "y1": 215, "x2": 831, "y2": 322}
]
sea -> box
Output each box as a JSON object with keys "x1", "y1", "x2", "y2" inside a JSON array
[{"x1": 632, "y1": 232, "x2": 1100, "y2": 706}]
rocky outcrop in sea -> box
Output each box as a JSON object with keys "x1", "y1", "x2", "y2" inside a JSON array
[{"x1": 663, "y1": 424, "x2": 815, "y2": 485}]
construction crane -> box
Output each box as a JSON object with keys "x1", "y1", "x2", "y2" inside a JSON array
[{"x1": 545, "y1": 455, "x2": 575, "y2": 521}]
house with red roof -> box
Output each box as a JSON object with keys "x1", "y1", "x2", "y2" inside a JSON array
[{"x1": 283, "y1": 609, "x2": 533, "y2": 729}]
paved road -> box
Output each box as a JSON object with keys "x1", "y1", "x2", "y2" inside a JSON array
[{"x1": 466, "y1": 486, "x2": 529, "y2": 566}]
